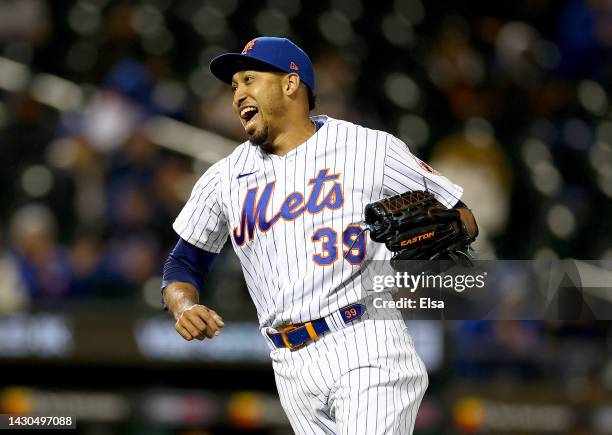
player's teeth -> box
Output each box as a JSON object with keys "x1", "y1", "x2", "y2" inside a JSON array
[{"x1": 241, "y1": 107, "x2": 257, "y2": 119}]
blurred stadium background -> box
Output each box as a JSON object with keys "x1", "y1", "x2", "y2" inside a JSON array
[{"x1": 1, "y1": 0, "x2": 612, "y2": 434}]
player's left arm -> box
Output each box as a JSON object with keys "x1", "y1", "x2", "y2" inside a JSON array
[
  {"x1": 382, "y1": 135, "x2": 478, "y2": 237},
  {"x1": 383, "y1": 136, "x2": 463, "y2": 208}
]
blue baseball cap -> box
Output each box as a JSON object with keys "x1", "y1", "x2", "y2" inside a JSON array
[{"x1": 209, "y1": 37, "x2": 315, "y2": 93}]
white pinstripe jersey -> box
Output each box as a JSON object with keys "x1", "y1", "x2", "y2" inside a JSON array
[{"x1": 173, "y1": 115, "x2": 463, "y2": 329}]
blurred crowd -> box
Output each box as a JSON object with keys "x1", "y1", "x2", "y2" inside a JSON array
[
  {"x1": 0, "y1": 0, "x2": 611, "y2": 313},
  {"x1": 1, "y1": 3, "x2": 612, "y2": 434}
]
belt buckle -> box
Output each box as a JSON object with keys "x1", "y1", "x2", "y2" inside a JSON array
[{"x1": 279, "y1": 323, "x2": 307, "y2": 351}]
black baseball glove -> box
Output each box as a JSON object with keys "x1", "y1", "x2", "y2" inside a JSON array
[{"x1": 364, "y1": 190, "x2": 477, "y2": 267}]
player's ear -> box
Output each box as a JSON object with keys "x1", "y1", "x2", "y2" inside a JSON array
[{"x1": 283, "y1": 73, "x2": 301, "y2": 97}]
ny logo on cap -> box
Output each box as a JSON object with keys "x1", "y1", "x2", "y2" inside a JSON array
[{"x1": 242, "y1": 39, "x2": 257, "y2": 54}]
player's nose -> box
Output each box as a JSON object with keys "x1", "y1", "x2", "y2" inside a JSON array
[{"x1": 232, "y1": 85, "x2": 247, "y2": 108}]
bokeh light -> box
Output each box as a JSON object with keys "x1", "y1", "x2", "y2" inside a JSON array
[{"x1": 1, "y1": 2, "x2": 612, "y2": 434}]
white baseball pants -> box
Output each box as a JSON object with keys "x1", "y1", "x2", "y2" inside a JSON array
[{"x1": 270, "y1": 315, "x2": 428, "y2": 435}]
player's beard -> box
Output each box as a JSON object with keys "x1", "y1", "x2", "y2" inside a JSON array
[
  {"x1": 248, "y1": 123, "x2": 269, "y2": 146},
  {"x1": 246, "y1": 90, "x2": 284, "y2": 148}
]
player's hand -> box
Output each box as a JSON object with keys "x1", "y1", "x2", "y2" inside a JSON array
[
  {"x1": 174, "y1": 304, "x2": 224, "y2": 341},
  {"x1": 456, "y1": 207, "x2": 478, "y2": 238}
]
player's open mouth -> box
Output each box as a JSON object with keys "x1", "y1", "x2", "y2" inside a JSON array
[{"x1": 240, "y1": 106, "x2": 259, "y2": 126}]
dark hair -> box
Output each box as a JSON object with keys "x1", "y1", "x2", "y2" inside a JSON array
[{"x1": 307, "y1": 87, "x2": 316, "y2": 111}]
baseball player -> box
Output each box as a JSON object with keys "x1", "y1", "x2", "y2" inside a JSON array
[{"x1": 162, "y1": 36, "x2": 478, "y2": 434}]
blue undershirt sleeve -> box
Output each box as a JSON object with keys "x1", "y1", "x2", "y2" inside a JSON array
[{"x1": 161, "y1": 238, "x2": 218, "y2": 311}]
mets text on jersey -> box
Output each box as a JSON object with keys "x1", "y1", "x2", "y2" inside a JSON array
[{"x1": 233, "y1": 169, "x2": 343, "y2": 246}]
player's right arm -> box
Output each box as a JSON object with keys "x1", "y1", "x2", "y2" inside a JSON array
[
  {"x1": 162, "y1": 238, "x2": 224, "y2": 341},
  {"x1": 163, "y1": 282, "x2": 224, "y2": 341},
  {"x1": 164, "y1": 159, "x2": 230, "y2": 341}
]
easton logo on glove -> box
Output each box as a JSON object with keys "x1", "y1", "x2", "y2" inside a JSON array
[
  {"x1": 400, "y1": 230, "x2": 435, "y2": 247},
  {"x1": 364, "y1": 190, "x2": 476, "y2": 268}
]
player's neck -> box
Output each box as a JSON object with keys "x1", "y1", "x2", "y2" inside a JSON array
[{"x1": 265, "y1": 116, "x2": 316, "y2": 156}]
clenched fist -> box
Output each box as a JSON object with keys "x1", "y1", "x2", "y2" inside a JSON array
[{"x1": 175, "y1": 304, "x2": 224, "y2": 341}]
